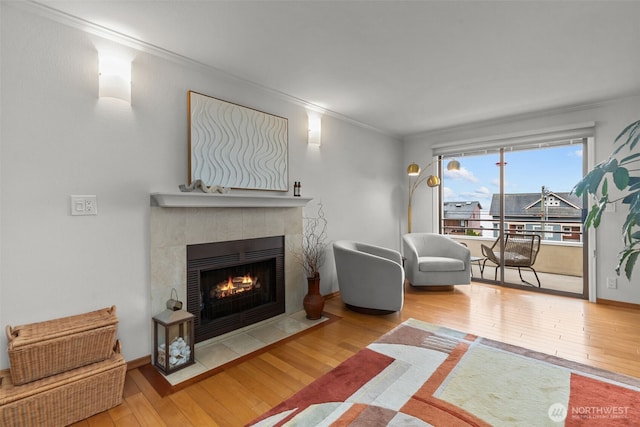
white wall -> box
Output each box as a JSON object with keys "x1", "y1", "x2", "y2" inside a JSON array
[
  {"x1": 0, "y1": 4, "x2": 403, "y2": 369},
  {"x1": 404, "y1": 95, "x2": 640, "y2": 304}
]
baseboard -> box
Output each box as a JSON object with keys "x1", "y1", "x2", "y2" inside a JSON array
[
  {"x1": 596, "y1": 298, "x2": 640, "y2": 310},
  {"x1": 127, "y1": 355, "x2": 151, "y2": 371},
  {"x1": 324, "y1": 291, "x2": 340, "y2": 300}
]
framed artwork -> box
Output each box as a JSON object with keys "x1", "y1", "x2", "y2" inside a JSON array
[{"x1": 188, "y1": 91, "x2": 288, "y2": 191}]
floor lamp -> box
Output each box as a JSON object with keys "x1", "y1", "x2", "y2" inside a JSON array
[{"x1": 406, "y1": 159, "x2": 460, "y2": 233}]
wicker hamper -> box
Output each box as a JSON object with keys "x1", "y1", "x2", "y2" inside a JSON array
[
  {"x1": 0, "y1": 341, "x2": 126, "y2": 427},
  {"x1": 6, "y1": 306, "x2": 118, "y2": 385}
]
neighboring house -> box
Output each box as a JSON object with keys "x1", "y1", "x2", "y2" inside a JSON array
[
  {"x1": 488, "y1": 192, "x2": 583, "y2": 241},
  {"x1": 443, "y1": 201, "x2": 482, "y2": 235}
]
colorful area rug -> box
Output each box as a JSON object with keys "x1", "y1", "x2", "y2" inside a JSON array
[{"x1": 249, "y1": 319, "x2": 640, "y2": 426}]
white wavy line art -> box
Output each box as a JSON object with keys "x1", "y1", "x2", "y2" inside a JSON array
[{"x1": 189, "y1": 92, "x2": 288, "y2": 191}]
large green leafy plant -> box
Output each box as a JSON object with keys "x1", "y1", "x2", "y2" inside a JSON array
[{"x1": 573, "y1": 120, "x2": 640, "y2": 280}]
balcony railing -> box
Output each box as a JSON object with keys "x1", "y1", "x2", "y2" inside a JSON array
[{"x1": 452, "y1": 235, "x2": 583, "y2": 277}]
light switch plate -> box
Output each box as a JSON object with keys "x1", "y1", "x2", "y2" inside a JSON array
[{"x1": 70, "y1": 195, "x2": 98, "y2": 215}]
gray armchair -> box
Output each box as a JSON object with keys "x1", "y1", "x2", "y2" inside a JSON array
[
  {"x1": 333, "y1": 240, "x2": 405, "y2": 314},
  {"x1": 402, "y1": 233, "x2": 471, "y2": 288}
]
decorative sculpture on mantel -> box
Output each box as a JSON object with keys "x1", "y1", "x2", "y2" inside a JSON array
[{"x1": 179, "y1": 179, "x2": 230, "y2": 194}]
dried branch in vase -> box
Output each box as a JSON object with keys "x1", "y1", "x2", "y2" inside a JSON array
[{"x1": 301, "y1": 202, "x2": 328, "y2": 278}]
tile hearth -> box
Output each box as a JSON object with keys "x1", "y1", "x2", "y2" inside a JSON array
[{"x1": 160, "y1": 310, "x2": 327, "y2": 386}]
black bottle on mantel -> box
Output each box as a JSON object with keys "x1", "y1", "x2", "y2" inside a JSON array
[{"x1": 294, "y1": 181, "x2": 301, "y2": 197}]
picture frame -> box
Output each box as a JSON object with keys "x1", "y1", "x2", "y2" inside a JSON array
[{"x1": 188, "y1": 91, "x2": 289, "y2": 191}]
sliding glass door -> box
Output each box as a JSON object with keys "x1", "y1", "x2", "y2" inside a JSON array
[{"x1": 439, "y1": 140, "x2": 587, "y2": 298}]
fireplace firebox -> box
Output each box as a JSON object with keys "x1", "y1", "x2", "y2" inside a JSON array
[{"x1": 187, "y1": 236, "x2": 285, "y2": 343}]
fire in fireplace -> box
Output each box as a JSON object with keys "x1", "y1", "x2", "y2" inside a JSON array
[
  {"x1": 212, "y1": 274, "x2": 258, "y2": 299},
  {"x1": 187, "y1": 236, "x2": 285, "y2": 343},
  {"x1": 200, "y1": 259, "x2": 272, "y2": 321}
]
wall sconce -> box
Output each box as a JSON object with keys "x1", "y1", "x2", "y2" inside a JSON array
[
  {"x1": 406, "y1": 159, "x2": 460, "y2": 233},
  {"x1": 308, "y1": 114, "x2": 321, "y2": 146},
  {"x1": 99, "y1": 54, "x2": 131, "y2": 103}
]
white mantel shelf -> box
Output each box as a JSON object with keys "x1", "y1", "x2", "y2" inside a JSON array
[{"x1": 151, "y1": 192, "x2": 313, "y2": 208}]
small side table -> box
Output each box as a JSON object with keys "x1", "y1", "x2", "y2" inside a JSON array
[{"x1": 470, "y1": 256, "x2": 485, "y2": 278}]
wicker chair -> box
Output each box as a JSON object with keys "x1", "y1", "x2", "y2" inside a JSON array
[{"x1": 481, "y1": 233, "x2": 541, "y2": 286}]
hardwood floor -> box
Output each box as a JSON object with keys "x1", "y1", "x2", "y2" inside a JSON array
[{"x1": 73, "y1": 282, "x2": 640, "y2": 426}]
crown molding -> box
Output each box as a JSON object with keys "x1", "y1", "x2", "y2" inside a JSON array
[
  {"x1": 404, "y1": 93, "x2": 640, "y2": 143},
  {"x1": 16, "y1": 1, "x2": 398, "y2": 139}
]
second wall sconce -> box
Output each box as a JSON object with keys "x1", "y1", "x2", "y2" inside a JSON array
[
  {"x1": 308, "y1": 113, "x2": 322, "y2": 146},
  {"x1": 99, "y1": 54, "x2": 131, "y2": 103}
]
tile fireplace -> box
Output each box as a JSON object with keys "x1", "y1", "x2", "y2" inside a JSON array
[{"x1": 150, "y1": 193, "x2": 311, "y2": 349}]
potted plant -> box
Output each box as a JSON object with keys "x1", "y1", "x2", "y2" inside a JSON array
[
  {"x1": 300, "y1": 202, "x2": 328, "y2": 319},
  {"x1": 573, "y1": 120, "x2": 640, "y2": 280}
]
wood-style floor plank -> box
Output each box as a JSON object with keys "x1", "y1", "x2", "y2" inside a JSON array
[
  {"x1": 169, "y1": 389, "x2": 220, "y2": 427},
  {"x1": 183, "y1": 382, "x2": 245, "y2": 426},
  {"x1": 81, "y1": 282, "x2": 640, "y2": 426}
]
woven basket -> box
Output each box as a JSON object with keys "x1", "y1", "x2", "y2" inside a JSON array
[
  {"x1": 6, "y1": 306, "x2": 118, "y2": 385},
  {"x1": 0, "y1": 341, "x2": 125, "y2": 427}
]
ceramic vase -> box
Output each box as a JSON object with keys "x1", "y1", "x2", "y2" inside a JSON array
[{"x1": 303, "y1": 272, "x2": 324, "y2": 320}]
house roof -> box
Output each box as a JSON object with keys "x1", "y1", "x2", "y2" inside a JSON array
[
  {"x1": 443, "y1": 201, "x2": 482, "y2": 220},
  {"x1": 488, "y1": 192, "x2": 582, "y2": 218}
]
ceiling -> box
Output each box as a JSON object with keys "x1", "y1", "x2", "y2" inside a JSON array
[{"x1": 36, "y1": 0, "x2": 640, "y2": 138}]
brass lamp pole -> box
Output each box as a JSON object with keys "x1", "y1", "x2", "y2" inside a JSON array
[{"x1": 406, "y1": 158, "x2": 460, "y2": 233}]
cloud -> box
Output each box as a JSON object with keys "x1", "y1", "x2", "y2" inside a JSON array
[
  {"x1": 569, "y1": 148, "x2": 583, "y2": 158},
  {"x1": 443, "y1": 186, "x2": 457, "y2": 200},
  {"x1": 475, "y1": 186, "x2": 493, "y2": 197},
  {"x1": 460, "y1": 186, "x2": 493, "y2": 202},
  {"x1": 445, "y1": 167, "x2": 478, "y2": 183}
]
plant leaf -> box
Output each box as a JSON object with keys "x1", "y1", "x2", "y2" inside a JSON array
[
  {"x1": 611, "y1": 120, "x2": 640, "y2": 156},
  {"x1": 603, "y1": 158, "x2": 618, "y2": 172},
  {"x1": 573, "y1": 165, "x2": 605, "y2": 196},
  {"x1": 620, "y1": 152, "x2": 640, "y2": 164},
  {"x1": 630, "y1": 131, "x2": 640, "y2": 151},
  {"x1": 622, "y1": 189, "x2": 640, "y2": 205},
  {"x1": 628, "y1": 177, "x2": 640, "y2": 192},
  {"x1": 624, "y1": 251, "x2": 639, "y2": 281},
  {"x1": 613, "y1": 167, "x2": 630, "y2": 190},
  {"x1": 613, "y1": 121, "x2": 640, "y2": 155},
  {"x1": 584, "y1": 204, "x2": 600, "y2": 229},
  {"x1": 615, "y1": 120, "x2": 640, "y2": 143},
  {"x1": 593, "y1": 197, "x2": 608, "y2": 227}
]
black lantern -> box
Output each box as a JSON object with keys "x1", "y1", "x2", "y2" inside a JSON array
[{"x1": 152, "y1": 309, "x2": 195, "y2": 375}]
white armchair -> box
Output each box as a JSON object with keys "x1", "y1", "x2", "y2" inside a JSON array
[
  {"x1": 402, "y1": 233, "x2": 471, "y2": 288},
  {"x1": 333, "y1": 240, "x2": 405, "y2": 314}
]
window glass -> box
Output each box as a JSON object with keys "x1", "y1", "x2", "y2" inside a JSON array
[{"x1": 442, "y1": 144, "x2": 583, "y2": 241}]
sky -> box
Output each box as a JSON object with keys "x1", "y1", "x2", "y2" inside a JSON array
[{"x1": 441, "y1": 143, "x2": 584, "y2": 210}]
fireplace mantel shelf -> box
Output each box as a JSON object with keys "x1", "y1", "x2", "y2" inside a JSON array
[{"x1": 151, "y1": 192, "x2": 313, "y2": 208}]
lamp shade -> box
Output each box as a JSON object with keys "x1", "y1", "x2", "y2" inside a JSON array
[
  {"x1": 308, "y1": 114, "x2": 321, "y2": 146},
  {"x1": 426, "y1": 175, "x2": 441, "y2": 187},
  {"x1": 99, "y1": 54, "x2": 131, "y2": 103},
  {"x1": 407, "y1": 163, "x2": 420, "y2": 176},
  {"x1": 447, "y1": 159, "x2": 461, "y2": 171}
]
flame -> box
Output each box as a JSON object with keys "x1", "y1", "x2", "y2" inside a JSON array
[
  {"x1": 218, "y1": 277, "x2": 234, "y2": 291},
  {"x1": 213, "y1": 274, "x2": 257, "y2": 299}
]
